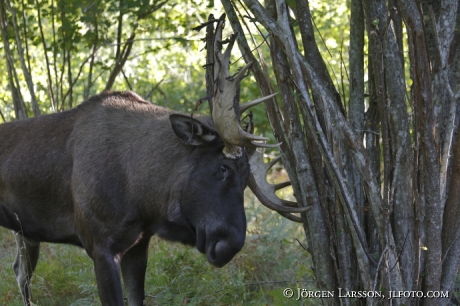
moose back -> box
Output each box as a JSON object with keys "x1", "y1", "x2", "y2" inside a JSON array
[{"x1": 0, "y1": 91, "x2": 250, "y2": 305}]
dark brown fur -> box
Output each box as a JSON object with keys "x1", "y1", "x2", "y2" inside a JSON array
[{"x1": 0, "y1": 91, "x2": 249, "y2": 305}]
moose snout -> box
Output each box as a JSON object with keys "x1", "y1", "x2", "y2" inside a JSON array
[{"x1": 205, "y1": 227, "x2": 245, "y2": 267}]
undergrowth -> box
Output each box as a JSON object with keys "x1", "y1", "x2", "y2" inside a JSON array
[{"x1": 0, "y1": 192, "x2": 316, "y2": 305}]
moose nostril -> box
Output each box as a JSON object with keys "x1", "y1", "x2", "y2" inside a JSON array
[
  {"x1": 212, "y1": 240, "x2": 226, "y2": 261},
  {"x1": 208, "y1": 240, "x2": 229, "y2": 262},
  {"x1": 207, "y1": 240, "x2": 228, "y2": 267},
  {"x1": 207, "y1": 238, "x2": 244, "y2": 268},
  {"x1": 207, "y1": 242, "x2": 218, "y2": 263},
  {"x1": 205, "y1": 226, "x2": 246, "y2": 267},
  {"x1": 213, "y1": 240, "x2": 226, "y2": 258}
]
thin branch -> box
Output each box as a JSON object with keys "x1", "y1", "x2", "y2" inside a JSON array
[
  {"x1": 58, "y1": 2, "x2": 67, "y2": 111},
  {"x1": 5, "y1": 0, "x2": 39, "y2": 116},
  {"x1": 309, "y1": 11, "x2": 333, "y2": 58},
  {"x1": 0, "y1": 0, "x2": 27, "y2": 119},
  {"x1": 372, "y1": 245, "x2": 389, "y2": 292},
  {"x1": 295, "y1": 238, "x2": 308, "y2": 252},
  {"x1": 103, "y1": 37, "x2": 198, "y2": 47},
  {"x1": 61, "y1": 50, "x2": 97, "y2": 104},
  {"x1": 105, "y1": 31, "x2": 136, "y2": 90},
  {"x1": 115, "y1": 0, "x2": 123, "y2": 61},
  {"x1": 51, "y1": 0, "x2": 59, "y2": 104},
  {"x1": 144, "y1": 79, "x2": 164, "y2": 100},
  {"x1": 121, "y1": 69, "x2": 133, "y2": 90},
  {"x1": 35, "y1": 0, "x2": 56, "y2": 110},
  {"x1": 136, "y1": 0, "x2": 168, "y2": 20},
  {"x1": 20, "y1": 0, "x2": 31, "y2": 72},
  {"x1": 390, "y1": 230, "x2": 411, "y2": 272},
  {"x1": 0, "y1": 104, "x2": 5, "y2": 122},
  {"x1": 65, "y1": 49, "x2": 73, "y2": 109},
  {"x1": 84, "y1": 9, "x2": 99, "y2": 100}
]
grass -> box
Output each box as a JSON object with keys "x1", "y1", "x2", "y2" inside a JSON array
[{"x1": 0, "y1": 192, "x2": 317, "y2": 305}]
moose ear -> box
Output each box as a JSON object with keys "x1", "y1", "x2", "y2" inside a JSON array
[{"x1": 169, "y1": 114, "x2": 218, "y2": 146}]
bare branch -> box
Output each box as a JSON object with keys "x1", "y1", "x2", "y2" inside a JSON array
[
  {"x1": 5, "y1": 0, "x2": 39, "y2": 116},
  {"x1": 0, "y1": 0, "x2": 27, "y2": 119},
  {"x1": 35, "y1": 0, "x2": 56, "y2": 111}
]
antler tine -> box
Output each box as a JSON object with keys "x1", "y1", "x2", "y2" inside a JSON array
[
  {"x1": 213, "y1": 15, "x2": 236, "y2": 83},
  {"x1": 267, "y1": 155, "x2": 282, "y2": 170},
  {"x1": 240, "y1": 93, "x2": 278, "y2": 113},
  {"x1": 266, "y1": 159, "x2": 298, "y2": 208},
  {"x1": 222, "y1": 34, "x2": 237, "y2": 66},
  {"x1": 274, "y1": 180, "x2": 298, "y2": 208},
  {"x1": 248, "y1": 150, "x2": 310, "y2": 222},
  {"x1": 233, "y1": 60, "x2": 254, "y2": 82},
  {"x1": 274, "y1": 181, "x2": 291, "y2": 190},
  {"x1": 278, "y1": 212, "x2": 303, "y2": 223},
  {"x1": 280, "y1": 201, "x2": 300, "y2": 208}
]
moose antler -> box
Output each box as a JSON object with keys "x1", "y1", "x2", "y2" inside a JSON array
[
  {"x1": 205, "y1": 14, "x2": 308, "y2": 221},
  {"x1": 211, "y1": 16, "x2": 279, "y2": 159},
  {"x1": 248, "y1": 151, "x2": 310, "y2": 222}
]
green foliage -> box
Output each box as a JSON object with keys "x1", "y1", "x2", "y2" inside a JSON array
[
  {"x1": 0, "y1": 0, "x2": 216, "y2": 117},
  {"x1": 308, "y1": 0, "x2": 353, "y2": 104},
  {"x1": 0, "y1": 0, "x2": 280, "y2": 135}
]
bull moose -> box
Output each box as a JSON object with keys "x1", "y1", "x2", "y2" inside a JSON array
[{"x1": 0, "y1": 17, "x2": 306, "y2": 305}]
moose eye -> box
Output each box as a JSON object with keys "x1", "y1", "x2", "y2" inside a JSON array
[{"x1": 220, "y1": 165, "x2": 228, "y2": 173}]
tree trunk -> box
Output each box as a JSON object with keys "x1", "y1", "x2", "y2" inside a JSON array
[{"x1": 222, "y1": 0, "x2": 460, "y2": 304}]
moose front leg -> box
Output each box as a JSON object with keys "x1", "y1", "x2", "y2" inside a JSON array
[
  {"x1": 91, "y1": 250, "x2": 125, "y2": 306},
  {"x1": 121, "y1": 237, "x2": 151, "y2": 306},
  {"x1": 12, "y1": 232, "x2": 40, "y2": 306}
]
